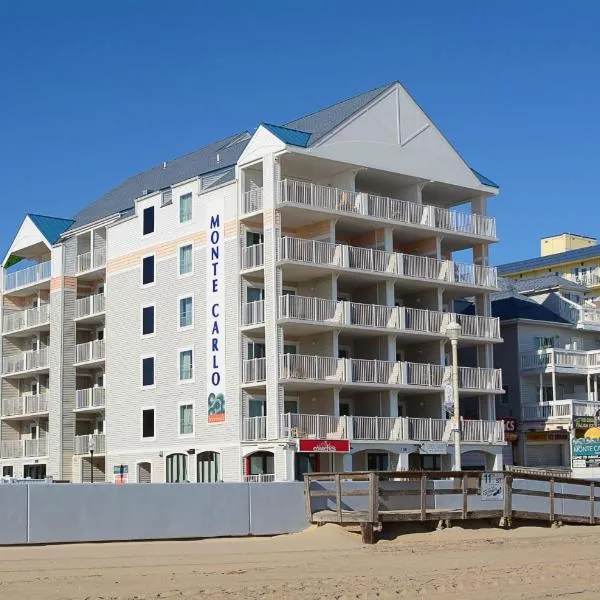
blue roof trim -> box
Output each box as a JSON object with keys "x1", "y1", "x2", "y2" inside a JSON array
[
  {"x1": 498, "y1": 244, "x2": 600, "y2": 275},
  {"x1": 261, "y1": 123, "x2": 311, "y2": 147},
  {"x1": 471, "y1": 168, "x2": 499, "y2": 189},
  {"x1": 28, "y1": 214, "x2": 75, "y2": 245}
]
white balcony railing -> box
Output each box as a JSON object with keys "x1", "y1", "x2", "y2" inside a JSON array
[
  {"x1": 242, "y1": 357, "x2": 267, "y2": 383},
  {"x1": 75, "y1": 293, "x2": 106, "y2": 319},
  {"x1": 521, "y1": 348, "x2": 600, "y2": 373},
  {"x1": 242, "y1": 300, "x2": 265, "y2": 326},
  {"x1": 241, "y1": 187, "x2": 263, "y2": 214},
  {"x1": 2, "y1": 394, "x2": 48, "y2": 417},
  {"x1": 2, "y1": 348, "x2": 49, "y2": 375},
  {"x1": 280, "y1": 179, "x2": 497, "y2": 239},
  {"x1": 241, "y1": 243, "x2": 264, "y2": 270},
  {"x1": 242, "y1": 413, "x2": 505, "y2": 443},
  {"x1": 74, "y1": 433, "x2": 106, "y2": 455},
  {"x1": 522, "y1": 399, "x2": 600, "y2": 421},
  {"x1": 76, "y1": 248, "x2": 106, "y2": 274},
  {"x1": 563, "y1": 272, "x2": 600, "y2": 288},
  {"x1": 75, "y1": 340, "x2": 105, "y2": 364},
  {"x1": 76, "y1": 387, "x2": 106, "y2": 410},
  {"x1": 278, "y1": 237, "x2": 498, "y2": 290},
  {"x1": 0, "y1": 438, "x2": 48, "y2": 459},
  {"x1": 244, "y1": 474, "x2": 275, "y2": 483},
  {"x1": 242, "y1": 416, "x2": 267, "y2": 441},
  {"x1": 3, "y1": 304, "x2": 50, "y2": 334},
  {"x1": 4, "y1": 261, "x2": 51, "y2": 291},
  {"x1": 278, "y1": 295, "x2": 501, "y2": 340}
]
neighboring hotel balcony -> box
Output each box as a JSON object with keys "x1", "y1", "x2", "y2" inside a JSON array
[
  {"x1": 75, "y1": 340, "x2": 105, "y2": 366},
  {"x1": 277, "y1": 237, "x2": 498, "y2": 291},
  {"x1": 241, "y1": 188, "x2": 264, "y2": 215},
  {"x1": 242, "y1": 296, "x2": 502, "y2": 343},
  {"x1": 76, "y1": 248, "x2": 106, "y2": 275},
  {"x1": 522, "y1": 399, "x2": 600, "y2": 423},
  {"x1": 0, "y1": 438, "x2": 48, "y2": 459},
  {"x1": 278, "y1": 179, "x2": 497, "y2": 240},
  {"x1": 75, "y1": 387, "x2": 106, "y2": 411},
  {"x1": 243, "y1": 354, "x2": 503, "y2": 393},
  {"x1": 2, "y1": 304, "x2": 50, "y2": 335},
  {"x1": 3, "y1": 260, "x2": 51, "y2": 293},
  {"x1": 2, "y1": 349, "x2": 49, "y2": 377},
  {"x1": 521, "y1": 348, "x2": 600, "y2": 374},
  {"x1": 75, "y1": 292, "x2": 106, "y2": 321},
  {"x1": 1, "y1": 394, "x2": 49, "y2": 418},
  {"x1": 74, "y1": 433, "x2": 106, "y2": 455},
  {"x1": 243, "y1": 414, "x2": 505, "y2": 444}
]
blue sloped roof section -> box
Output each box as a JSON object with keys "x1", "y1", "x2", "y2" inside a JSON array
[
  {"x1": 71, "y1": 132, "x2": 251, "y2": 228},
  {"x1": 285, "y1": 83, "x2": 393, "y2": 146},
  {"x1": 28, "y1": 214, "x2": 75, "y2": 244},
  {"x1": 262, "y1": 123, "x2": 311, "y2": 147},
  {"x1": 498, "y1": 244, "x2": 600, "y2": 275},
  {"x1": 471, "y1": 168, "x2": 499, "y2": 189},
  {"x1": 462, "y1": 292, "x2": 569, "y2": 323}
]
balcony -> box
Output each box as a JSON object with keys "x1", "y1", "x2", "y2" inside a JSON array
[
  {"x1": 563, "y1": 272, "x2": 600, "y2": 288},
  {"x1": 242, "y1": 354, "x2": 503, "y2": 393},
  {"x1": 74, "y1": 433, "x2": 106, "y2": 455},
  {"x1": 274, "y1": 295, "x2": 501, "y2": 341},
  {"x1": 75, "y1": 340, "x2": 105, "y2": 366},
  {"x1": 243, "y1": 474, "x2": 275, "y2": 483},
  {"x1": 241, "y1": 243, "x2": 264, "y2": 271},
  {"x1": 4, "y1": 261, "x2": 51, "y2": 292},
  {"x1": 241, "y1": 187, "x2": 263, "y2": 215},
  {"x1": 576, "y1": 306, "x2": 600, "y2": 331},
  {"x1": 2, "y1": 349, "x2": 49, "y2": 376},
  {"x1": 521, "y1": 348, "x2": 600, "y2": 374},
  {"x1": 278, "y1": 237, "x2": 498, "y2": 291},
  {"x1": 75, "y1": 387, "x2": 106, "y2": 411},
  {"x1": 2, "y1": 304, "x2": 50, "y2": 335},
  {"x1": 242, "y1": 300, "x2": 265, "y2": 327},
  {"x1": 2, "y1": 394, "x2": 48, "y2": 418},
  {"x1": 242, "y1": 413, "x2": 505, "y2": 444},
  {"x1": 0, "y1": 438, "x2": 48, "y2": 459},
  {"x1": 76, "y1": 248, "x2": 106, "y2": 274},
  {"x1": 522, "y1": 399, "x2": 600, "y2": 422},
  {"x1": 280, "y1": 179, "x2": 497, "y2": 240},
  {"x1": 75, "y1": 293, "x2": 106, "y2": 321}
]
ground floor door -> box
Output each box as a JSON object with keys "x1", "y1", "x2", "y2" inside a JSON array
[
  {"x1": 24, "y1": 464, "x2": 46, "y2": 479},
  {"x1": 526, "y1": 443, "x2": 565, "y2": 467},
  {"x1": 295, "y1": 453, "x2": 320, "y2": 481}
]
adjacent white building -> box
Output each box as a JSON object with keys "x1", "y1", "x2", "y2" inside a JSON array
[{"x1": 0, "y1": 82, "x2": 505, "y2": 483}]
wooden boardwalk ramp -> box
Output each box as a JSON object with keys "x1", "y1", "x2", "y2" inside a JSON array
[{"x1": 304, "y1": 470, "x2": 600, "y2": 544}]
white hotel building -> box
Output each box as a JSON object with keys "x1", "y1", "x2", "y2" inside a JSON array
[{"x1": 0, "y1": 82, "x2": 505, "y2": 483}]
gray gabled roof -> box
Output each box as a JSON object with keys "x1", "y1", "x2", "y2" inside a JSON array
[{"x1": 71, "y1": 132, "x2": 251, "y2": 228}]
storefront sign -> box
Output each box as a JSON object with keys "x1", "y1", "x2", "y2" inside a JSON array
[
  {"x1": 501, "y1": 418, "x2": 518, "y2": 441},
  {"x1": 525, "y1": 431, "x2": 569, "y2": 442},
  {"x1": 572, "y1": 439, "x2": 600, "y2": 459},
  {"x1": 298, "y1": 439, "x2": 350, "y2": 453},
  {"x1": 480, "y1": 472, "x2": 503, "y2": 501},
  {"x1": 207, "y1": 203, "x2": 226, "y2": 424},
  {"x1": 113, "y1": 464, "x2": 128, "y2": 484},
  {"x1": 420, "y1": 442, "x2": 448, "y2": 455},
  {"x1": 574, "y1": 416, "x2": 596, "y2": 430}
]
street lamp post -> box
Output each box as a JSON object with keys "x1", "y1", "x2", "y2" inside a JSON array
[
  {"x1": 445, "y1": 321, "x2": 462, "y2": 471},
  {"x1": 89, "y1": 435, "x2": 96, "y2": 484}
]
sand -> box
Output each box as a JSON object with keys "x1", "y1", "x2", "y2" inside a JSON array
[{"x1": 1, "y1": 523, "x2": 600, "y2": 599}]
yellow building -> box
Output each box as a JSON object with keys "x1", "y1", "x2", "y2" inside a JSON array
[{"x1": 498, "y1": 233, "x2": 600, "y2": 297}]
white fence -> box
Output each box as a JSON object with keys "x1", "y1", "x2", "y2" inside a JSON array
[
  {"x1": 241, "y1": 187, "x2": 263, "y2": 214},
  {"x1": 0, "y1": 438, "x2": 48, "y2": 459},
  {"x1": 243, "y1": 357, "x2": 267, "y2": 383},
  {"x1": 279, "y1": 179, "x2": 497, "y2": 239},
  {"x1": 76, "y1": 388, "x2": 106, "y2": 410},
  {"x1": 4, "y1": 261, "x2": 51, "y2": 291},
  {"x1": 76, "y1": 248, "x2": 106, "y2": 273},
  {"x1": 242, "y1": 300, "x2": 265, "y2": 326},
  {"x1": 522, "y1": 399, "x2": 600, "y2": 421},
  {"x1": 242, "y1": 416, "x2": 267, "y2": 441},
  {"x1": 241, "y1": 243, "x2": 264, "y2": 270},
  {"x1": 2, "y1": 349, "x2": 49, "y2": 375},
  {"x1": 278, "y1": 236, "x2": 497, "y2": 289},
  {"x1": 521, "y1": 348, "x2": 600, "y2": 372},
  {"x1": 2, "y1": 394, "x2": 48, "y2": 417},
  {"x1": 3, "y1": 304, "x2": 50, "y2": 334},
  {"x1": 74, "y1": 434, "x2": 106, "y2": 455},
  {"x1": 75, "y1": 340, "x2": 105, "y2": 364},
  {"x1": 75, "y1": 293, "x2": 106, "y2": 319}
]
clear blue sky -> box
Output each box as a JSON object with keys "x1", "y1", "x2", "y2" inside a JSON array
[{"x1": 1, "y1": 1, "x2": 598, "y2": 265}]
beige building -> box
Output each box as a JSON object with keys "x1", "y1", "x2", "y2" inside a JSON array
[{"x1": 541, "y1": 233, "x2": 596, "y2": 257}]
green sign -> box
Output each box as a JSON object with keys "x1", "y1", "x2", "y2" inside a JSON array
[
  {"x1": 113, "y1": 464, "x2": 129, "y2": 474},
  {"x1": 574, "y1": 416, "x2": 596, "y2": 430},
  {"x1": 572, "y1": 439, "x2": 600, "y2": 458}
]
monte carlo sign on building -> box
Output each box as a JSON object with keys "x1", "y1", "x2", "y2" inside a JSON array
[{"x1": 207, "y1": 201, "x2": 225, "y2": 423}]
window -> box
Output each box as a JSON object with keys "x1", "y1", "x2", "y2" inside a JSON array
[
  {"x1": 197, "y1": 452, "x2": 219, "y2": 482},
  {"x1": 501, "y1": 385, "x2": 510, "y2": 405},
  {"x1": 179, "y1": 296, "x2": 193, "y2": 329},
  {"x1": 142, "y1": 357, "x2": 155, "y2": 387},
  {"x1": 30, "y1": 381, "x2": 38, "y2": 396},
  {"x1": 284, "y1": 399, "x2": 298, "y2": 414},
  {"x1": 246, "y1": 286, "x2": 264, "y2": 302},
  {"x1": 2, "y1": 465, "x2": 13, "y2": 477},
  {"x1": 142, "y1": 305, "x2": 155, "y2": 336},
  {"x1": 249, "y1": 398, "x2": 266, "y2": 417},
  {"x1": 535, "y1": 336, "x2": 555, "y2": 350},
  {"x1": 179, "y1": 404, "x2": 193, "y2": 435},
  {"x1": 166, "y1": 453, "x2": 187, "y2": 482},
  {"x1": 142, "y1": 255, "x2": 155, "y2": 285},
  {"x1": 161, "y1": 188, "x2": 172, "y2": 207},
  {"x1": 96, "y1": 328, "x2": 104, "y2": 341},
  {"x1": 179, "y1": 244, "x2": 193, "y2": 276},
  {"x1": 179, "y1": 349, "x2": 193, "y2": 381},
  {"x1": 143, "y1": 206, "x2": 155, "y2": 235},
  {"x1": 247, "y1": 342, "x2": 266, "y2": 359},
  {"x1": 142, "y1": 408, "x2": 155, "y2": 438},
  {"x1": 246, "y1": 231, "x2": 264, "y2": 246},
  {"x1": 367, "y1": 452, "x2": 389, "y2": 471},
  {"x1": 179, "y1": 193, "x2": 192, "y2": 223}
]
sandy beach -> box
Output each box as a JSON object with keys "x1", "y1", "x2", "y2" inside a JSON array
[{"x1": 1, "y1": 523, "x2": 600, "y2": 599}]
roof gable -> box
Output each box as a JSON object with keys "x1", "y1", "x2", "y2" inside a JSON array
[
  {"x1": 261, "y1": 123, "x2": 311, "y2": 147},
  {"x1": 28, "y1": 214, "x2": 74, "y2": 244}
]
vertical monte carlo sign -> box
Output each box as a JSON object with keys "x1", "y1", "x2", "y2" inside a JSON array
[{"x1": 207, "y1": 199, "x2": 225, "y2": 423}]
